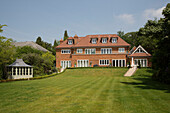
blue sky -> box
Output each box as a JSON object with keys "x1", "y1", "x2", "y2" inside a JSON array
[{"x1": 0, "y1": 0, "x2": 169, "y2": 44}]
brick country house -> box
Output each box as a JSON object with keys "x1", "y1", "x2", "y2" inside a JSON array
[{"x1": 56, "y1": 34, "x2": 151, "y2": 68}]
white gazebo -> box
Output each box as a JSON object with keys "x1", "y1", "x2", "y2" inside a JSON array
[{"x1": 7, "y1": 59, "x2": 33, "y2": 79}]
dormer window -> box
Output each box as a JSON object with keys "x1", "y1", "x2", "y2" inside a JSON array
[
  {"x1": 112, "y1": 38, "x2": 117, "y2": 43},
  {"x1": 68, "y1": 40, "x2": 73, "y2": 45},
  {"x1": 92, "y1": 38, "x2": 97, "y2": 44},
  {"x1": 102, "y1": 38, "x2": 107, "y2": 43}
]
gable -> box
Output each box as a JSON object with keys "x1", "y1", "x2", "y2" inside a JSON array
[
  {"x1": 132, "y1": 45, "x2": 148, "y2": 54},
  {"x1": 129, "y1": 45, "x2": 151, "y2": 57}
]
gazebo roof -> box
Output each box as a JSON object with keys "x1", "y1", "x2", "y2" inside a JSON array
[{"x1": 8, "y1": 59, "x2": 33, "y2": 67}]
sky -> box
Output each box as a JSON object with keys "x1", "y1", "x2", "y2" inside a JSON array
[{"x1": 0, "y1": 0, "x2": 169, "y2": 44}]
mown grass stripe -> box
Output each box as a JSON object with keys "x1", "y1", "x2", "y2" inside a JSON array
[{"x1": 18, "y1": 76, "x2": 102, "y2": 113}]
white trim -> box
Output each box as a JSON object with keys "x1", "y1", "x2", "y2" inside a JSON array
[
  {"x1": 132, "y1": 45, "x2": 149, "y2": 54},
  {"x1": 61, "y1": 60, "x2": 71, "y2": 68},
  {"x1": 134, "y1": 58, "x2": 148, "y2": 67},
  {"x1": 112, "y1": 37, "x2": 117, "y2": 43},
  {"x1": 85, "y1": 48, "x2": 96, "y2": 54},
  {"x1": 68, "y1": 40, "x2": 73, "y2": 45},
  {"x1": 102, "y1": 38, "x2": 107, "y2": 43},
  {"x1": 112, "y1": 59, "x2": 126, "y2": 67},
  {"x1": 92, "y1": 38, "x2": 97, "y2": 44},
  {"x1": 61, "y1": 49, "x2": 71, "y2": 54},
  {"x1": 77, "y1": 49, "x2": 83, "y2": 53},
  {"x1": 118, "y1": 48, "x2": 125, "y2": 53},
  {"x1": 77, "y1": 59, "x2": 89, "y2": 67},
  {"x1": 101, "y1": 48, "x2": 112, "y2": 54},
  {"x1": 99, "y1": 59, "x2": 110, "y2": 65}
]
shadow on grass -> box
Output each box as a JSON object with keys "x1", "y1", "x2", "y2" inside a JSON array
[{"x1": 121, "y1": 70, "x2": 170, "y2": 93}]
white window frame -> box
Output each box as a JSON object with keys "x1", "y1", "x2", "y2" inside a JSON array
[
  {"x1": 101, "y1": 48, "x2": 112, "y2": 54},
  {"x1": 61, "y1": 49, "x2": 71, "y2": 54},
  {"x1": 102, "y1": 38, "x2": 107, "y2": 43},
  {"x1": 77, "y1": 60, "x2": 89, "y2": 67},
  {"x1": 112, "y1": 59, "x2": 126, "y2": 67},
  {"x1": 99, "y1": 59, "x2": 109, "y2": 65},
  {"x1": 85, "y1": 48, "x2": 96, "y2": 54},
  {"x1": 77, "y1": 49, "x2": 83, "y2": 53},
  {"x1": 92, "y1": 39, "x2": 97, "y2": 44},
  {"x1": 112, "y1": 38, "x2": 117, "y2": 43},
  {"x1": 134, "y1": 59, "x2": 147, "y2": 67},
  {"x1": 118, "y1": 48, "x2": 125, "y2": 53},
  {"x1": 61, "y1": 60, "x2": 71, "y2": 68},
  {"x1": 68, "y1": 40, "x2": 73, "y2": 45}
]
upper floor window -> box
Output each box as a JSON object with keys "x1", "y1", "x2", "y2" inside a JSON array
[
  {"x1": 68, "y1": 40, "x2": 73, "y2": 45},
  {"x1": 102, "y1": 38, "x2": 107, "y2": 43},
  {"x1": 85, "y1": 48, "x2": 96, "y2": 54},
  {"x1": 77, "y1": 49, "x2": 83, "y2": 53},
  {"x1": 118, "y1": 48, "x2": 125, "y2": 53},
  {"x1": 92, "y1": 39, "x2": 97, "y2": 44},
  {"x1": 112, "y1": 38, "x2": 117, "y2": 43},
  {"x1": 101, "y1": 48, "x2": 112, "y2": 54},
  {"x1": 61, "y1": 49, "x2": 71, "y2": 54}
]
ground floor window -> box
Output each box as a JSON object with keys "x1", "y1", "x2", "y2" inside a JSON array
[
  {"x1": 99, "y1": 59, "x2": 109, "y2": 65},
  {"x1": 134, "y1": 59, "x2": 147, "y2": 67},
  {"x1": 77, "y1": 60, "x2": 89, "y2": 67},
  {"x1": 112, "y1": 59, "x2": 126, "y2": 67},
  {"x1": 61, "y1": 61, "x2": 71, "y2": 68}
]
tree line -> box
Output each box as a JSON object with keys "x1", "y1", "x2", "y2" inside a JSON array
[
  {"x1": 117, "y1": 3, "x2": 170, "y2": 84},
  {"x1": 0, "y1": 4, "x2": 169, "y2": 83},
  {"x1": 0, "y1": 27, "x2": 69, "y2": 79}
]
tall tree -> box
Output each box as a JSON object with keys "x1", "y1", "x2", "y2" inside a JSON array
[
  {"x1": 0, "y1": 24, "x2": 16, "y2": 79},
  {"x1": 123, "y1": 32, "x2": 139, "y2": 49},
  {"x1": 64, "y1": 30, "x2": 69, "y2": 41},
  {"x1": 53, "y1": 39, "x2": 58, "y2": 47},
  {"x1": 152, "y1": 3, "x2": 170, "y2": 84},
  {"x1": 36, "y1": 37, "x2": 42, "y2": 46},
  {"x1": 117, "y1": 31, "x2": 125, "y2": 40}
]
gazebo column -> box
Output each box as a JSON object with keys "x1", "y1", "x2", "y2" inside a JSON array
[
  {"x1": 25, "y1": 67, "x2": 26, "y2": 75},
  {"x1": 16, "y1": 67, "x2": 17, "y2": 75},
  {"x1": 28, "y1": 67, "x2": 30, "y2": 75},
  {"x1": 132, "y1": 57, "x2": 134, "y2": 67},
  {"x1": 21, "y1": 67, "x2": 24, "y2": 75},
  {"x1": 18, "y1": 67, "x2": 21, "y2": 75},
  {"x1": 12, "y1": 67, "x2": 13, "y2": 76},
  {"x1": 32, "y1": 68, "x2": 33, "y2": 76}
]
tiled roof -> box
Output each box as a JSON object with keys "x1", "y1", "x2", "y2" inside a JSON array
[
  {"x1": 8, "y1": 59, "x2": 32, "y2": 67},
  {"x1": 128, "y1": 52, "x2": 151, "y2": 57},
  {"x1": 12, "y1": 41, "x2": 49, "y2": 52},
  {"x1": 56, "y1": 34, "x2": 130, "y2": 48}
]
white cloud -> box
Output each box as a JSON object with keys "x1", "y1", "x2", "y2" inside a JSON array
[
  {"x1": 143, "y1": 7, "x2": 165, "y2": 20},
  {"x1": 116, "y1": 14, "x2": 135, "y2": 24}
]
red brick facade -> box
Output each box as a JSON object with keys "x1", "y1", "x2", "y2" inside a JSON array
[{"x1": 56, "y1": 34, "x2": 152, "y2": 68}]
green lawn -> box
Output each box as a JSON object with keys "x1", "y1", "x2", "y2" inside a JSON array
[{"x1": 0, "y1": 68, "x2": 170, "y2": 113}]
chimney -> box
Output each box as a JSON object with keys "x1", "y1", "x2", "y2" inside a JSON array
[
  {"x1": 74, "y1": 34, "x2": 78, "y2": 44},
  {"x1": 60, "y1": 38, "x2": 63, "y2": 44}
]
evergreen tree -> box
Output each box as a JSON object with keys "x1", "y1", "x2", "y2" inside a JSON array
[
  {"x1": 64, "y1": 30, "x2": 69, "y2": 41},
  {"x1": 36, "y1": 37, "x2": 42, "y2": 46},
  {"x1": 53, "y1": 39, "x2": 58, "y2": 47}
]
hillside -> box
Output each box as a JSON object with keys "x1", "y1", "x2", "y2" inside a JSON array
[{"x1": 0, "y1": 68, "x2": 170, "y2": 113}]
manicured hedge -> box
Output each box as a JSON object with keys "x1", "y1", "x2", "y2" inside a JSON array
[{"x1": 0, "y1": 69, "x2": 66, "y2": 83}]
